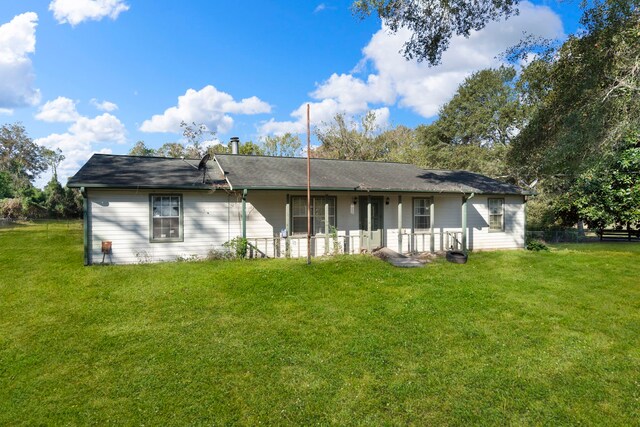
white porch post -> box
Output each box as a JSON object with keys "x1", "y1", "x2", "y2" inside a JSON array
[
  {"x1": 461, "y1": 195, "x2": 468, "y2": 252},
  {"x1": 367, "y1": 195, "x2": 372, "y2": 252},
  {"x1": 285, "y1": 194, "x2": 291, "y2": 258},
  {"x1": 397, "y1": 195, "x2": 402, "y2": 253},
  {"x1": 324, "y1": 196, "x2": 329, "y2": 255},
  {"x1": 430, "y1": 197, "x2": 435, "y2": 253}
]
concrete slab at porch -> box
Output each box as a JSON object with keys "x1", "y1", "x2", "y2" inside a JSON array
[{"x1": 373, "y1": 247, "x2": 427, "y2": 268}]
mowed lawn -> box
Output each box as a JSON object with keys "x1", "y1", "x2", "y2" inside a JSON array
[{"x1": 1, "y1": 222, "x2": 639, "y2": 425}]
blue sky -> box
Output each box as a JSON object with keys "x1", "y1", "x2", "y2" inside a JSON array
[{"x1": 0, "y1": 0, "x2": 581, "y2": 185}]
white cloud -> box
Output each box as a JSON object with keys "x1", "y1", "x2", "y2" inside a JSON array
[
  {"x1": 70, "y1": 113, "x2": 127, "y2": 143},
  {"x1": 0, "y1": 12, "x2": 40, "y2": 108},
  {"x1": 35, "y1": 96, "x2": 80, "y2": 122},
  {"x1": 0, "y1": 108, "x2": 13, "y2": 116},
  {"x1": 90, "y1": 98, "x2": 118, "y2": 111},
  {"x1": 140, "y1": 85, "x2": 271, "y2": 134},
  {"x1": 49, "y1": 0, "x2": 129, "y2": 26},
  {"x1": 314, "y1": 4, "x2": 327, "y2": 13},
  {"x1": 260, "y1": 1, "x2": 563, "y2": 135},
  {"x1": 362, "y1": 1, "x2": 563, "y2": 117},
  {"x1": 35, "y1": 112, "x2": 126, "y2": 183}
]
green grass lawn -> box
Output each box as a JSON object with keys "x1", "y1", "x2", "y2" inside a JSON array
[{"x1": 1, "y1": 222, "x2": 639, "y2": 425}]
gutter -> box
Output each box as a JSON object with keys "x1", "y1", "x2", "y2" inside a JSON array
[{"x1": 228, "y1": 186, "x2": 529, "y2": 195}]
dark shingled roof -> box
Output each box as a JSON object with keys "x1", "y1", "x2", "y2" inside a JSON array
[
  {"x1": 67, "y1": 154, "x2": 226, "y2": 189},
  {"x1": 68, "y1": 153, "x2": 529, "y2": 195},
  {"x1": 214, "y1": 154, "x2": 529, "y2": 195}
]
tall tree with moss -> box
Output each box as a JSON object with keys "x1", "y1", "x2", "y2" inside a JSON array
[
  {"x1": 0, "y1": 123, "x2": 47, "y2": 193},
  {"x1": 510, "y1": 1, "x2": 640, "y2": 182},
  {"x1": 507, "y1": 1, "x2": 640, "y2": 228},
  {"x1": 262, "y1": 133, "x2": 302, "y2": 157},
  {"x1": 352, "y1": 0, "x2": 519, "y2": 65},
  {"x1": 315, "y1": 111, "x2": 394, "y2": 160},
  {"x1": 413, "y1": 66, "x2": 524, "y2": 178},
  {"x1": 129, "y1": 141, "x2": 156, "y2": 156}
]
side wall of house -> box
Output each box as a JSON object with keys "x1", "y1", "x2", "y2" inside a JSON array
[
  {"x1": 86, "y1": 189, "x2": 525, "y2": 264},
  {"x1": 466, "y1": 195, "x2": 526, "y2": 250},
  {"x1": 88, "y1": 189, "x2": 240, "y2": 264}
]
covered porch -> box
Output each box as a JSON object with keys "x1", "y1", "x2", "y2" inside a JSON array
[{"x1": 239, "y1": 192, "x2": 470, "y2": 259}]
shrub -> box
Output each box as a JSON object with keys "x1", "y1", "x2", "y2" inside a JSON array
[
  {"x1": 223, "y1": 237, "x2": 248, "y2": 259},
  {"x1": 206, "y1": 248, "x2": 234, "y2": 260},
  {"x1": 526, "y1": 239, "x2": 549, "y2": 251},
  {"x1": 0, "y1": 198, "x2": 24, "y2": 219}
]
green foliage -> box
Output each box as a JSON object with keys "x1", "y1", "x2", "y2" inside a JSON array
[
  {"x1": 156, "y1": 142, "x2": 186, "y2": 158},
  {"x1": 41, "y1": 148, "x2": 65, "y2": 181},
  {"x1": 1, "y1": 223, "x2": 640, "y2": 424},
  {"x1": 223, "y1": 236, "x2": 248, "y2": 259},
  {"x1": 412, "y1": 67, "x2": 525, "y2": 179},
  {"x1": 352, "y1": 0, "x2": 518, "y2": 64},
  {"x1": 128, "y1": 141, "x2": 156, "y2": 156},
  {"x1": 43, "y1": 178, "x2": 66, "y2": 218},
  {"x1": 315, "y1": 111, "x2": 394, "y2": 160},
  {"x1": 525, "y1": 238, "x2": 549, "y2": 251},
  {"x1": 509, "y1": 3, "x2": 640, "y2": 182},
  {"x1": 262, "y1": 133, "x2": 301, "y2": 157},
  {"x1": 0, "y1": 123, "x2": 47, "y2": 192},
  {"x1": 570, "y1": 135, "x2": 640, "y2": 229},
  {"x1": 314, "y1": 113, "x2": 423, "y2": 163},
  {"x1": 415, "y1": 126, "x2": 511, "y2": 177},
  {"x1": 0, "y1": 171, "x2": 12, "y2": 199},
  {"x1": 431, "y1": 67, "x2": 523, "y2": 147},
  {"x1": 237, "y1": 141, "x2": 264, "y2": 156}
]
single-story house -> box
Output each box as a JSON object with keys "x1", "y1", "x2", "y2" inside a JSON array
[{"x1": 68, "y1": 152, "x2": 531, "y2": 265}]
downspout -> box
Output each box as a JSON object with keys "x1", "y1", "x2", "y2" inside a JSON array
[
  {"x1": 523, "y1": 195, "x2": 528, "y2": 247},
  {"x1": 81, "y1": 187, "x2": 89, "y2": 266}
]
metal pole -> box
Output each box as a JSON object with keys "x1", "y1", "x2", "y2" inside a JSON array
[
  {"x1": 306, "y1": 104, "x2": 311, "y2": 265},
  {"x1": 242, "y1": 189, "x2": 247, "y2": 239},
  {"x1": 397, "y1": 195, "x2": 402, "y2": 253}
]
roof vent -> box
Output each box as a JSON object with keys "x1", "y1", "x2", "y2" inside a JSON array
[{"x1": 230, "y1": 137, "x2": 240, "y2": 155}]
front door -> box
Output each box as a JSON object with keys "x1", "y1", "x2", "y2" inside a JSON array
[{"x1": 359, "y1": 196, "x2": 384, "y2": 250}]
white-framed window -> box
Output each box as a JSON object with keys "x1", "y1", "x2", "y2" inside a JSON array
[
  {"x1": 413, "y1": 198, "x2": 432, "y2": 231},
  {"x1": 291, "y1": 196, "x2": 336, "y2": 235},
  {"x1": 488, "y1": 198, "x2": 504, "y2": 231},
  {"x1": 150, "y1": 194, "x2": 183, "y2": 242}
]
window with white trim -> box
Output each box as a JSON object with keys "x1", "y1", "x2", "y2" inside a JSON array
[
  {"x1": 488, "y1": 198, "x2": 504, "y2": 231},
  {"x1": 291, "y1": 196, "x2": 336, "y2": 235},
  {"x1": 150, "y1": 194, "x2": 183, "y2": 242},
  {"x1": 413, "y1": 198, "x2": 432, "y2": 231}
]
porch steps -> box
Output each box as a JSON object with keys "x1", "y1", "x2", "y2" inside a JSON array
[{"x1": 373, "y1": 247, "x2": 426, "y2": 268}]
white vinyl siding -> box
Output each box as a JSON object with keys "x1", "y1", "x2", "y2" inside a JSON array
[
  {"x1": 88, "y1": 189, "x2": 241, "y2": 264},
  {"x1": 85, "y1": 189, "x2": 526, "y2": 264}
]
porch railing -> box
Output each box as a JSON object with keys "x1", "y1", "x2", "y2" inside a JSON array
[{"x1": 246, "y1": 230, "x2": 464, "y2": 259}]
